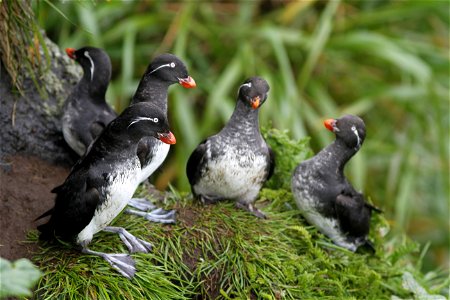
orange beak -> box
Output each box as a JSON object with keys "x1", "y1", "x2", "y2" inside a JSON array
[
  {"x1": 179, "y1": 76, "x2": 196, "y2": 89},
  {"x1": 324, "y1": 118, "x2": 336, "y2": 132},
  {"x1": 65, "y1": 48, "x2": 76, "y2": 59},
  {"x1": 158, "y1": 131, "x2": 176, "y2": 145},
  {"x1": 250, "y1": 96, "x2": 260, "y2": 109}
]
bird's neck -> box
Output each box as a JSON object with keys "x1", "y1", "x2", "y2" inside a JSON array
[
  {"x1": 132, "y1": 75, "x2": 170, "y2": 115},
  {"x1": 318, "y1": 138, "x2": 358, "y2": 172},
  {"x1": 79, "y1": 71, "x2": 109, "y2": 103},
  {"x1": 222, "y1": 99, "x2": 260, "y2": 136}
]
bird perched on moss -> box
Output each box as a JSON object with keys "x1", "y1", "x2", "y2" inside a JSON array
[
  {"x1": 62, "y1": 47, "x2": 117, "y2": 156},
  {"x1": 291, "y1": 114, "x2": 380, "y2": 252},
  {"x1": 186, "y1": 77, "x2": 274, "y2": 218},
  {"x1": 36, "y1": 102, "x2": 176, "y2": 279},
  {"x1": 125, "y1": 53, "x2": 196, "y2": 218}
]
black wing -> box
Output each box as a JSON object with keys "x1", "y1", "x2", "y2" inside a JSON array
[
  {"x1": 136, "y1": 137, "x2": 158, "y2": 169},
  {"x1": 90, "y1": 121, "x2": 106, "y2": 141},
  {"x1": 186, "y1": 140, "x2": 208, "y2": 187},
  {"x1": 266, "y1": 146, "x2": 275, "y2": 180},
  {"x1": 335, "y1": 193, "x2": 371, "y2": 238},
  {"x1": 37, "y1": 176, "x2": 100, "y2": 242},
  {"x1": 90, "y1": 107, "x2": 117, "y2": 141}
]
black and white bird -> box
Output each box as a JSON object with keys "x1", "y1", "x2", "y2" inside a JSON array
[
  {"x1": 186, "y1": 77, "x2": 274, "y2": 218},
  {"x1": 125, "y1": 53, "x2": 196, "y2": 215},
  {"x1": 291, "y1": 115, "x2": 380, "y2": 252},
  {"x1": 62, "y1": 47, "x2": 117, "y2": 156},
  {"x1": 36, "y1": 102, "x2": 176, "y2": 279}
]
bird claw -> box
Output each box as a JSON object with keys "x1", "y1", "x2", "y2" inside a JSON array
[
  {"x1": 128, "y1": 198, "x2": 157, "y2": 211},
  {"x1": 103, "y1": 226, "x2": 152, "y2": 253},
  {"x1": 236, "y1": 202, "x2": 267, "y2": 219},
  {"x1": 125, "y1": 208, "x2": 176, "y2": 224},
  {"x1": 198, "y1": 194, "x2": 222, "y2": 205},
  {"x1": 82, "y1": 248, "x2": 136, "y2": 279}
]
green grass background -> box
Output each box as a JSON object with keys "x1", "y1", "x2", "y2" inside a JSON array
[{"x1": 33, "y1": 0, "x2": 448, "y2": 273}]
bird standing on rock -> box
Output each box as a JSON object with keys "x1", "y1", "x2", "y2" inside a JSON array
[
  {"x1": 36, "y1": 102, "x2": 176, "y2": 279},
  {"x1": 186, "y1": 77, "x2": 274, "y2": 218},
  {"x1": 125, "y1": 53, "x2": 196, "y2": 218},
  {"x1": 62, "y1": 47, "x2": 117, "y2": 156},
  {"x1": 291, "y1": 114, "x2": 380, "y2": 252}
]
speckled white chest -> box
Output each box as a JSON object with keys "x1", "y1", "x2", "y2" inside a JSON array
[
  {"x1": 77, "y1": 161, "x2": 140, "y2": 245},
  {"x1": 194, "y1": 143, "x2": 268, "y2": 203},
  {"x1": 291, "y1": 162, "x2": 356, "y2": 251},
  {"x1": 139, "y1": 140, "x2": 170, "y2": 183}
]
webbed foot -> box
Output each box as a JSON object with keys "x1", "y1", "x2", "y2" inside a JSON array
[
  {"x1": 236, "y1": 202, "x2": 267, "y2": 219},
  {"x1": 125, "y1": 208, "x2": 176, "y2": 224},
  {"x1": 128, "y1": 198, "x2": 158, "y2": 211},
  {"x1": 82, "y1": 248, "x2": 136, "y2": 279},
  {"x1": 103, "y1": 226, "x2": 152, "y2": 253}
]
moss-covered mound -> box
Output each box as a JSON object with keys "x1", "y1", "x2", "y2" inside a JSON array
[{"x1": 29, "y1": 129, "x2": 447, "y2": 299}]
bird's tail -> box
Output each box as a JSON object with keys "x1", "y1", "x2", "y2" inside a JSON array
[
  {"x1": 36, "y1": 221, "x2": 55, "y2": 241},
  {"x1": 34, "y1": 208, "x2": 54, "y2": 221},
  {"x1": 35, "y1": 208, "x2": 55, "y2": 241}
]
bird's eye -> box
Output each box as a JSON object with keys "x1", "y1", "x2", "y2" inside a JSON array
[
  {"x1": 170, "y1": 62, "x2": 175, "y2": 68},
  {"x1": 153, "y1": 118, "x2": 159, "y2": 123}
]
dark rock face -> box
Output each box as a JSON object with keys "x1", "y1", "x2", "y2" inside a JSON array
[{"x1": 0, "y1": 38, "x2": 81, "y2": 165}]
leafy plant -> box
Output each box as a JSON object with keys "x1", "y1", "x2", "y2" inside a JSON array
[{"x1": 0, "y1": 257, "x2": 42, "y2": 298}]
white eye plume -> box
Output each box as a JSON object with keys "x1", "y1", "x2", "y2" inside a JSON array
[
  {"x1": 351, "y1": 125, "x2": 361, "y2": 149},
  {"x1": 149, "y1": 62, "x2": 176, "y2": 75},
  {"x1": 128, "y1": 117, "x2": 159, "y2": 128},
  {"x1": 240, "y1": 82, "x2": 252, "y2": 89},
  {"x1": 84, "y1": 51, "x2": 95, "y2": 81}
]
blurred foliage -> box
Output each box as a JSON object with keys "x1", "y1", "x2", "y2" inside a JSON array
[
  {"x1": 0, "y1": 0, "x2": 50, "y2": 97},
  {"x1": 0, "y1": 257, "x2": 42, "y2": 298},
  {"x1": 33, "y1": 0, "x2": 449, "y2": 271}
]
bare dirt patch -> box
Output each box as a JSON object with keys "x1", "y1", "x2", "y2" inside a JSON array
[{"x1": 0, "y1": 154, "x2": 69, "y2": 260}]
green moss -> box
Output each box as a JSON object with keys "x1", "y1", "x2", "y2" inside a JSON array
[
  {"x1": 262, "y1": 127, "x2": 313, "y2": 190},
  {"x1": 29, "y1": 188, "x2": 447, "y2": 299}
]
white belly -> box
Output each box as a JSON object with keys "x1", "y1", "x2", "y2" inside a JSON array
[
  {"x1": 194, "y1": 149, "x2": 267, "y2": 203},
  {"x1": 77, "y1": 169, "x2": 140, "y2": 245},
  {"x1": 139, "y1": 142, "x2": 170, "y2": 183}
]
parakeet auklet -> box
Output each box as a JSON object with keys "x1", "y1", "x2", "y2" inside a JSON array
[
  {"x1": 36, "y1": 102, "x2": 176, "y2": 279},
  {"x1": 62, "y1": 46, "x2": 117, "y2": 156},
  {"x1": 126, "y1": 53, "x2": 196, "y2": 216},
  {"x1": 291, "y1": 114, "x2": 380, "y2": 252},
  {"x1": 186, "y1": 77, "x2": 274, "y2": 218}
]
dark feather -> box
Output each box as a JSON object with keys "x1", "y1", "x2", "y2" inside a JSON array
[
  {"x1": 186, "y1": 140, "x2": 207, "y2": 187},
  {"x1": 267, "y1": 146, "x2": 275, "y2": 180}
]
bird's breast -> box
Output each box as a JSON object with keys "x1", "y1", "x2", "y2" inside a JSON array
[{"x1": 139, "y1": 139, "x2": 170, "y2": 183}]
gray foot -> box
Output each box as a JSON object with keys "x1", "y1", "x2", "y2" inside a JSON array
[
  {"x1": 103, "y1": 226, "x2": 152, "y2": 253},
  {"x1": 125, "y1": 208, "x2": 176, "y2": 224},
  {"x1": 198, "y1": 194, "x2": 223, "y2": 205},
  {"x1": 236, "y1": 202, "x2": 267, "y2": 219},
  {"x1": 82, "y1": 248, "x2": 136, "y2": 279},
  {"x1": 128, "y1": 198, "x2": 158, "y2": 211}
]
